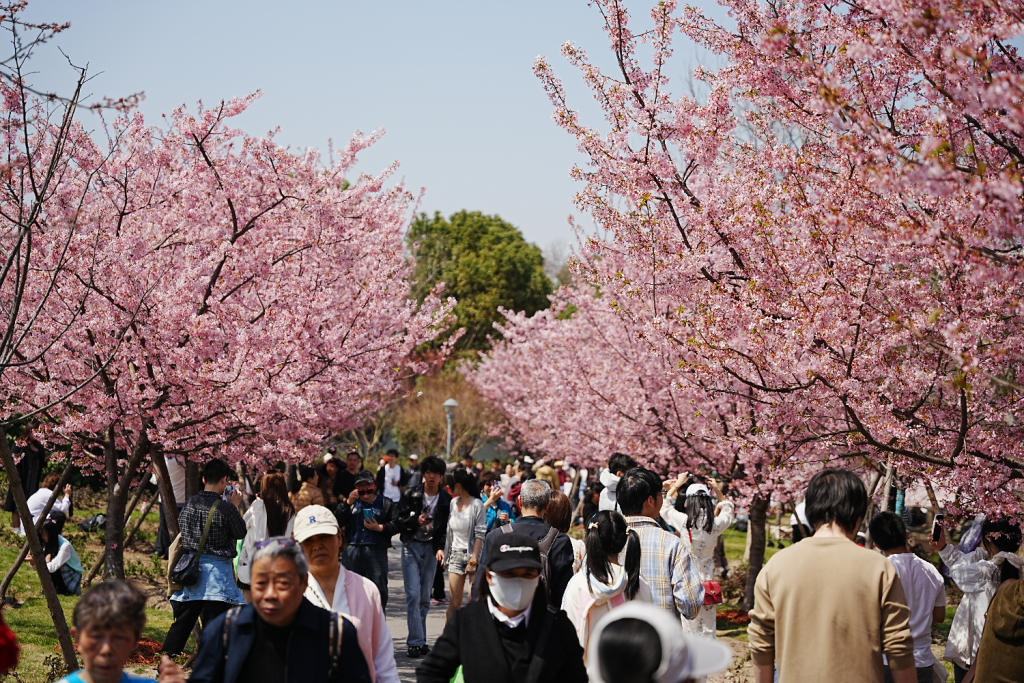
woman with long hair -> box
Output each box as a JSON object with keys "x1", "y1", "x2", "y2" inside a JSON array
[
  {"x1": 544, "y1": 490, "x2": 585, "y2": 573},
  {"x1": 237, "y1": 472, "x2": 295, "y2": 600},
  {"x1": 661, "y1": 475, "x2": 734, "y2": 638},
  {"x1": 561, "y1": 510, "x2": 652, "y2": 655},
  {"x1": 29, "y1": 512, "x2": 82, "y2": 595},
  {"x1": 442, "y1": 467, "x2": 487, "y2": 620}
]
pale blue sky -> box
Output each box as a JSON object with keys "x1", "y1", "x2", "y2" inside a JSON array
[{"x1": 23, "y1": 1, "x2": 724, "y2": 251}]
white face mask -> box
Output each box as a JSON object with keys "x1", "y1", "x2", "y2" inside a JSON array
[{"x1": 487, "y1": 572, "x2": 539, "y2": 611}]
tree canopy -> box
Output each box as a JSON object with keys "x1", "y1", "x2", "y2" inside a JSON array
[{"x1": 408, "y1": 210, "x2": 552, "y2": 353}]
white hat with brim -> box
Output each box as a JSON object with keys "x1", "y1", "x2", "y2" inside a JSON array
[
  {"x1": 291, "y1": 505, "x2": 340, "y2": 544},
  {"x1": 587, "y1": 602, "x2": 733, "y2": 683}
]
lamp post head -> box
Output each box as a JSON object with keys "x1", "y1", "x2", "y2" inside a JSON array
[{"x1": 443, "y1": 398, "x2": 459, "y2": 417}]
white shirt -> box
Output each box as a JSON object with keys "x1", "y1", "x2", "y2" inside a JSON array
[
  {"x1": 27, "y1": 487, "x2": 70, "y2": 523},
  {"x1": 383, "y1": 464, "x2": 402, "y2": 503},
  {"x1": 488, "y1": 597, "x2": 531, "y2": 628},
  {"x1": 886, "y1": 553, "x2": 946, "y2": 668},
  {"x1": 46, "y1": 539, "x2": 73, "y2": 573},
  {"x1": 598, "y1": 469, "x2": 620, "y2": 511},
  {"x1": 448, "y1": 500, "x2": 474, "y2": 551},
  {"x1": 305, "y1": 566, "x2": 399, "y2": 683}
]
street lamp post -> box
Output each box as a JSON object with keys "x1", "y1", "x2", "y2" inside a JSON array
[{"x1": 443, "y1": 398, "x2": 459, "y2": 461}]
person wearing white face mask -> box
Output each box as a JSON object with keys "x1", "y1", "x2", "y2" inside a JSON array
[{"x1": 416, "y1": 531, "x2": 588, "y2": 683}]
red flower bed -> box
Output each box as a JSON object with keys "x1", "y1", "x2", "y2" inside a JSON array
[{"x1": 716, "y1": 609, "x2": 750, "y2": 625}]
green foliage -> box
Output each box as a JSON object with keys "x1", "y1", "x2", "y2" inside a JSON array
[{"x1": 408, "y1": 211, "x2": 552, "y2": 352}]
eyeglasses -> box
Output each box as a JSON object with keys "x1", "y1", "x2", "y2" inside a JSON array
[
  {"x1": 255, "y1": 537, "x2": 298, "y2": 550},
  {"x1": 357, "y1": 488, "x2": 375, "y2": 495}
]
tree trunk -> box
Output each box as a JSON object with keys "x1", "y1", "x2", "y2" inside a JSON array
[
  {"x1": 151, "y1": 446, "x2": 180, "y2": 539},
  {"x1": 125, "y1": 494, "x2": 157, "y2": 549},
  {"x1": 0, "y1": 459, "x2": 76, "y2": 601},
  {"x1": 0, "y1": 428, "x2": 79, "y2": 673},
  {"x1": 185, "y1": 459, "x2": 201, "y2": 500},
  {"x1": 103, "y1": 429, "x2": 150, "y2": 580},
  {"x1": 742, "y1": 495, "x2": 769, "y2": 612},
  {"x1": 84, "y1": 473, "x2": 152, "y2": 587}
]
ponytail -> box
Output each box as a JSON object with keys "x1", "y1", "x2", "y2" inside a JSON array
[
  {"x1": 585, "y1": 513, "x2": 613, "y2": 592},
  {"x1": 623, "y1": 529, "x2": 641, "y2": 600},
  {"x1": 999, "y1": 560, "x2": 1022, "y2": 584}
]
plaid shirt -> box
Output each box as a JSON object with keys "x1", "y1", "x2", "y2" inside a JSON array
[
  {"x1": 625, "y1": 515, "x2": 704, "y2": 620},
  {"x1": 178, "y1": 491, "x2": 247, "y2": 557}
]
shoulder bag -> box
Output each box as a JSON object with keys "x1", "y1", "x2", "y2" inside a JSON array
[{"x1": 170, "y1": 499, "x2": 220, "y2": 587}]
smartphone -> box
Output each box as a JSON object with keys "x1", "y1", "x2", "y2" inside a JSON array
[
  {"x1": 363, "y1": 509, "x2": 376, "y2": 524},
  {"x1": 223, "y1": 485, "x2": 236, "y2": 498},
  {"x1": 931, "y1": 514, "x2": 944, "y2": 543}
]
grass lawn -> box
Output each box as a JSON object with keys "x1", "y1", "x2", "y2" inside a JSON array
[
  {"x1": 0, "y1": 507, "x2": 190, "y2": 682},
  {"x1": 721, "y1": 527, "x2": 784, "y2": 564}
]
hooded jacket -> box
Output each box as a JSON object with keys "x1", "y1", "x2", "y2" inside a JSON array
[
  {"x1": 973, "y1": 578, "x2": 1024, "y2": 683},
  {"x1": 560, "y1": 563, "x2": 653, "y2": 656},
  {"x1": 598, "y1": 470, "x2": 620, "y2": 512}
]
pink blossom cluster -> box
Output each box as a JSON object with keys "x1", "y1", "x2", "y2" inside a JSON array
[
  {"x1": 472, "y1": 0, "x2": 1024, "y2": 515},
  {"x1": 1, "y1": 89, "x2": 453, "y2": 469}
]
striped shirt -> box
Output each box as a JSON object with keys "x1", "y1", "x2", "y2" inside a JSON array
[{"x1": 625, "y1": 515, "x2": 704, "y2": 621}]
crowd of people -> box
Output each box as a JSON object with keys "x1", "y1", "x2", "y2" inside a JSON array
[{"x1": 5, "y1": 441, "x2": 1024, "y2": 683}]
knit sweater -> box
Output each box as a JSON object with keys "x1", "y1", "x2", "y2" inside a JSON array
[{"x1": 748, "y1": 536, "x2": 915, "y2": 682}]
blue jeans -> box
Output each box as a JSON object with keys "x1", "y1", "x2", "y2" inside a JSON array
[
  {"x1": 343, "y1": 544, "x2": 390, "y2": 608},
  {"x1": 401, "y1": 541, "x2": 437, "y2": 648}
]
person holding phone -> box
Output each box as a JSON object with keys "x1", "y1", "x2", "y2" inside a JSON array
[
  {"x1": 342, "y1": 470, "x2": 399, "y2": 608},
  {"x1": 479, "y1": 471, "x2": 515, "y2": 532}
]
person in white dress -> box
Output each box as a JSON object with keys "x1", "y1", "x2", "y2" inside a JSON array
[
  {"x1": 562, "y1": 510, "x2": 653, "y2": 657},
  {"x1": 930, "y1": 517, "x2": 1023, "y2": 681},
  {"x1": 661, "y1": 477, "x2": 734, "y2": 638},
  {"x1": 294, "y1": 505, "x2": 399, "y2": 683}
]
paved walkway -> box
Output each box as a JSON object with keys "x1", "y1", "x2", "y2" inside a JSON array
[{"x1": 384, "y1": 544, "x2": 469, "y2": 682}]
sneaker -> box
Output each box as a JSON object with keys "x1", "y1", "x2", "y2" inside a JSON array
[
  {"x1": 429, "y1": 598, "x2": 440, "y2": 606},
  {"x1": 406, "y1": 645, "x2": 428, "y2": 659}
]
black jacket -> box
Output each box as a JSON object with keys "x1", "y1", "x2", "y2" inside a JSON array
[
  {"x1": 397, "y1": 485, "x2": 452, "y2": 553},
  {"x1": 189, "y1": 598, "x2": 371, "y2": 683},
  {"x1": 416, "y1": 591, "x2": 587, "y2": 683},
  {"x1": 334, "y1": 496, "x2": 400, "y2": 550},
  {"x1": 473, "y1": 516, "x2": 574, "y2": 606}
]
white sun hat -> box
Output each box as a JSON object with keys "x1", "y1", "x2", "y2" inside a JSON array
[{"x1": 587, "y1": 602, "x2": 733, "y2": 683}]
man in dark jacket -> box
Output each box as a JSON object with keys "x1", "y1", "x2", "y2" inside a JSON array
[
  {"x1": 189, "y1": 538, "x2": 370, "y2": 683},
  {"x1": 161, "y1": 458, "x2": 247, "y2": 657},
  {"x1": 341, "y1": 470, "x2": 399, "y2": 607},
  {"x1": 472, "y1": 479, "x2": 574, "y2": 607},
  {"x1": 416, "y1": 532, "x2": 587, "y2": 683},
  {"x1": 396, "y1": 456, "x2": 451, "y2": 658}
]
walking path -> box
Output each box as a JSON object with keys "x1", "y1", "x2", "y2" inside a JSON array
[{"x1": 384, "y1": 544, "x2": 468, "y2": 683}]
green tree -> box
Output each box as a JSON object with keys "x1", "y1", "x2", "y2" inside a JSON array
[{"x1": 408, "y1": 210, "x2": 552, "y2": 352}]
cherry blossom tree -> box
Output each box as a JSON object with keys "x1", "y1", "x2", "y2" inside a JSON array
[
  {"x1": 475, "y1": 0, "x2": 1023, "y2": 607},
  {"x1": 2, "y1": 97, "x2": 454, "y2": 578}
]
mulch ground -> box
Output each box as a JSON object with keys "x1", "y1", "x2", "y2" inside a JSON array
[{"x1": 55, "y1": 636, "x2": 163, "y2": 665}]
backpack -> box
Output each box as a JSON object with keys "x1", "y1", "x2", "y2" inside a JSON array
[
  {"x1": 221, "y1": 606, "x2": 347, "y2": 679},
  {"x1": 501, "y1": 524, "x2": 559, "y2": 595}
]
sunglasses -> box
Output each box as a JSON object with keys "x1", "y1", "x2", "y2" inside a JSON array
[
  {"x1": 255, "y1": 537, "x2": 298, "y2": 550},
  {"x1": 357, "y1": 488, "x2": 376, "y2": 495}
]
